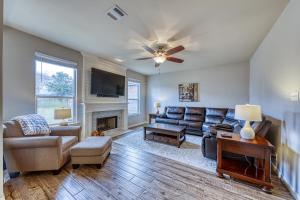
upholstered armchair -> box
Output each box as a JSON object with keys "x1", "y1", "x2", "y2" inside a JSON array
[{"x1": 3, "y1": 120, "x2": 81, "y2": 177}]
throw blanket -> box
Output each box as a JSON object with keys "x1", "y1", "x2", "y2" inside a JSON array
[{"x1": 13, "y1": 114, "x2": 51, "y2": 136}]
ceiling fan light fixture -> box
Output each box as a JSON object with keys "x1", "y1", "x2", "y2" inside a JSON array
[{"x1": 153, "y1": 56, "x2": 166, "y2": 64}]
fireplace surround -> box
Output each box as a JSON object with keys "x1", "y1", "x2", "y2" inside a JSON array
[{"x1": 97, "y1": 116, "x2": 118, "y2": 131}]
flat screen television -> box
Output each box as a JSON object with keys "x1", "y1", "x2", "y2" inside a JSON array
[{"x1": 91, "y1": 68, "x2": 125, "y2": 97}]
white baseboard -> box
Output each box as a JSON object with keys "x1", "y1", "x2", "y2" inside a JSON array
[
  {"x1": 272, "y1": 163, "x2": 299, "y2": 200},
  {"x1": 128, "y1": 121, "x2": 147, "y2": 129}
]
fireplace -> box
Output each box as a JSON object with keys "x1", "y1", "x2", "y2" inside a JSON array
[{"x1": 97, "y1": 116, "x2": 118, "y2": 131}]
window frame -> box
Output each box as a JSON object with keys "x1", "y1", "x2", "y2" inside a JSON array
[
  {"x1": 127, "y1": 80, "x2": 141, "y2": 116},
  {"x1": 34, "y1": 52, "x2": 78, "y2": 125}
]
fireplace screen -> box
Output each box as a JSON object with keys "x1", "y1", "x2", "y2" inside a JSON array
[{"x1": 97, "y1": 116, "x2": 118, "y2": 131}]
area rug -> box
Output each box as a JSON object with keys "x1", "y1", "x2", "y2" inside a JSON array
[{"x1": 113, "y1": 128, "x2": 217, "y2": 173}]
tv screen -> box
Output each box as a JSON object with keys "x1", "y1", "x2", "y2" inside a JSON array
[{"x1": 91, "y1": 68, "x2": 125, "y2": 97}]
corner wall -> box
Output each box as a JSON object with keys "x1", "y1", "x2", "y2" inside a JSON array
[
  {"x1": 250, "y1": 0, "x2": 300, "y2": 198},
  {"x1": 147, "y1": 62, "x2": 250, "y2": 114}
]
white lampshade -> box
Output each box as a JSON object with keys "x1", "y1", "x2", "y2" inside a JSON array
[
  {"x1": 235, "y1": 104, "x2": 262, "y2": 122},
  {"x1": 154, "y1": 101, "x2": 161, "y2": 108},
  {"x1": 54, "y1": 108, "x2": 72, "y2": 120}
]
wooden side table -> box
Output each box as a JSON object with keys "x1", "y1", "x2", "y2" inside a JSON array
[
  {"x1": 148, "y1": 113, "x2": 158, "y2": 124},
  {"x1": 216, "y1": 131, "x2": 274, "y2": 193}
]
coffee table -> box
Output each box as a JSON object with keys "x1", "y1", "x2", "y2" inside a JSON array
[{"x1": 144, "y1": 123, "x2": 186, "y2": 148}]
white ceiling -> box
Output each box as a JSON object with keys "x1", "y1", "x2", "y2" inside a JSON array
[{"x1": 4, "y1": 0, "x2": 288, "y2": 75}]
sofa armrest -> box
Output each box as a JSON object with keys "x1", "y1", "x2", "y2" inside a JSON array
[
  {"x1": 157, "y1": 113, "x2": 167, "y2": 118},
  {"x1": 203, "y1": 132, "x2": 216, "y2": 138},
  {"x1": 4, "y1": 136, "x2": 62, "y2": 149},
  {"x1": 215, "y1": 124, "x2": 233, "y2": 132},
  {"x1": 50, "y1": 126, "x2": 81, "y2": 140}
]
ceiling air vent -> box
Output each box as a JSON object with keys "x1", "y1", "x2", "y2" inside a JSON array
[{"x1": 106, "y1": 5, "x2": 127, "y2": 21}]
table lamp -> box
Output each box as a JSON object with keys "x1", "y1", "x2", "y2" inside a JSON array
[
  {"x1": 54, "y1": 108, "x2": 72, "y2": 126},
  {"x1": 154, "y1": 101, "x2": 161, "y2": 114},
  {"x1": 234, "y1": 104, "x2": 262, "y2": 139}
]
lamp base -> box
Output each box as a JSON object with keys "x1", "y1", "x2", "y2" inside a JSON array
[
  {"x1": 240, "y1": 121, "x2": 255, "y2": 139},
  {"x1": 59, "y1": 120, "x2": 69, "y2": 126}
]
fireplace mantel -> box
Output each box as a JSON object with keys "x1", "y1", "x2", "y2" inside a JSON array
[{"x1": 82, "y1": 102, "x2": 128, "y2": 113}]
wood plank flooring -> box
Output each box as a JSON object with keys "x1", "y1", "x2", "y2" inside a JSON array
[{"x1": 4, "y1": 142, "x2": 293, "y2": 200}]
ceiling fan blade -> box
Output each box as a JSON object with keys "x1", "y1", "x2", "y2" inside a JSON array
[
  {"x1": 136, "y1": 57, "x2": 153, "y2": 60},
  {"x1": 166, "y1": 45, "x2": 185, "y2": 55},
  {"x1": 166, "y1": 57, "x2": 184, "y2": 63},
  {"x1": 155, "y1": 62, "x2": 160, "y2": 68},
  {"x1": 143, "y1": 45, "x2": 156, "y2": 55}
]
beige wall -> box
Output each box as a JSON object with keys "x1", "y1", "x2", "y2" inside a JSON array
[
  {"x1": 127, "y1": 69, "x2": 147, "y2": 127},
  {"x1": 3, "y1": 26, "x2": 83, "y2": 121},
  {"x1": 147, "y1": 62, "x2": 249, "y2": 114},
  {"x1": 250, "y1": 0, "x2": 300, "y2": 198}
]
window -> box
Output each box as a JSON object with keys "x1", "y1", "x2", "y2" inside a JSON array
[
  {"x1": 35, "y1": 53, "x2": 77, "y2": 124},
  {"x1": 128, "y1": 81, "x2": 140, "y2": 115}
]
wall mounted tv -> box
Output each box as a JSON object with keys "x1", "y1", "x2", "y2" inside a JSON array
[{"x1": 91, "y1": 68, "x2": 125, "y2": 97}]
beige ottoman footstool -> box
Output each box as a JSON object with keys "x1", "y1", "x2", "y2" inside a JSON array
[{"x1": 70, "y1": 136, "x2": 112, "y2": 169}]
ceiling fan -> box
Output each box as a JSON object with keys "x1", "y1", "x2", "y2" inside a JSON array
[{"x1": 136, "y1": 43, "x2": 185, "y2": 68}]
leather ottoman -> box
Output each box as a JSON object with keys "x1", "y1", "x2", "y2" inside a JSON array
[{"x1": 70, "y1": 136, "x2": 112, "y2": 169}]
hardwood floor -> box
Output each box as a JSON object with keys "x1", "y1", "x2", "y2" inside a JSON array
[{"x1": 4, "y1": 142, "x2": 293, "y2": 200}]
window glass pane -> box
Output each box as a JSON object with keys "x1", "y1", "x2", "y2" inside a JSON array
[
  {"x1": 36, "y1": 60, "x2": 75, "y2": 97},
  {"x1": 128, "y1": 82, "x2": 139, "y2": 99},
  {"x1": 128, "y1": 99, "x2": 138, "y2": 114},
  {"x1": 36, "y1": 98, "x2": 74, "y2": 124}
]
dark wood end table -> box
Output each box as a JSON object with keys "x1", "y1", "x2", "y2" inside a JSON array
[
  {"x1": 216, "y1": 131, "x2": 274, "y2": 193},
  {"x1": 148, "y1": 113, "x2": 158, "y2": 124}
]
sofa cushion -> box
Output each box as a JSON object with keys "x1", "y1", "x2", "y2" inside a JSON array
[
  {"x1": 205, "y1": 116, "x2": 223, "y2": 124},
  {"x1": 179, "y1": 120, "x2": 202, "y2": 129},
  {"x1": 205, "y1": 108, "x2": 227, "y2": 118},
  {"x1": 71, "y1": 136, "x2": 112, "y2": 157},
  {"x1": 156, "y1": 117, "x2": 179, "y2": 125},
  {"x1": 205, "y1": 108, "x2": 227, "y2": 124},
  {"x1": 225, "y1": 109, "x2": 235, "y2": 119},
  {"x1": 184, "y1": 107, "x2": 205, "y2": 122},
  {"x1": 62, "y1": 136, "x2": 78, "y2": 152},
  {"x1": 166, "y1": 107, "x2": 185, "y2": 120},
  {"x1": 222, "y1": 118, "x2": 239, "y2": 126}
]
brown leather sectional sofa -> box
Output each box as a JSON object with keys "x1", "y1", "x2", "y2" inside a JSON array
[
  {"x1": 155, "y1": 106, "x2": 272, "y2": 160},
  {"x1": 156, "y1": 106, "x2": 240, "y2": 136}
]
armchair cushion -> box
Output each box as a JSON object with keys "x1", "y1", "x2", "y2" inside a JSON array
[
  {"x1": 62, "y1": 136, "x2": 78, "y2": 152},
  {"x1": 4, "y1": 136, "x2": 61, "y2": 149}
]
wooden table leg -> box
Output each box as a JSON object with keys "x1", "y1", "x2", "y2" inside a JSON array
[
  {"x1": 177, "y1": 133, "x2": 180, "y2": 148},
  {"x1": 262, "y1": 149, "x2": 272, "y2": 193},
  {"x1": 217, "y1": 140, "x2": 224, "y2": 178}
]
